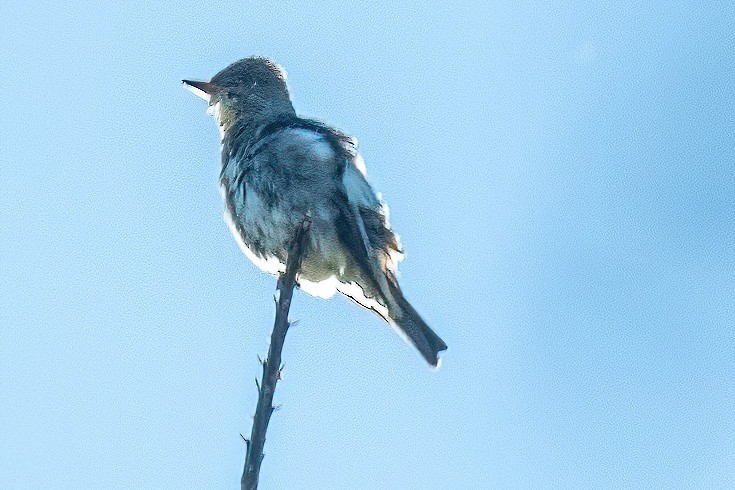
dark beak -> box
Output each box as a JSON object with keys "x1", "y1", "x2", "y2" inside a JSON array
[{"x1": 182, "y1": 80, "x2": 221, "y2": 102}]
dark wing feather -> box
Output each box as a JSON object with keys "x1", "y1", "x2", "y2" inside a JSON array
[{"x1": 358, "y1": 206, "x2": 402, "y2": 256}]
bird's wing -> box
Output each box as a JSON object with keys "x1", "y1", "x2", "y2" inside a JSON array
[
  {"x1": 245, "y1": 116, "x2": 403, "y2": 272},
  {"x1": 340, "y1": 157, "x2": 404, "y2": 274}
]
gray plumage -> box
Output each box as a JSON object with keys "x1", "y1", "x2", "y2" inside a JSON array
[{"x1": 184, "y1": 57, "x2": 446, "y2": 366}]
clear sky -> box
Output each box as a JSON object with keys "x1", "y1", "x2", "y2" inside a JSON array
[{"x1": 1, "y1": 2, "x2": 733, "y2": 488}]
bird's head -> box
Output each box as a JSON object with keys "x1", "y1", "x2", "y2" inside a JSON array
[{"x1": 183, "y1": 57, "x2": 294, "y2": 131}]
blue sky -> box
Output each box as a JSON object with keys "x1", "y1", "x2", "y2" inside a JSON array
[{"x1": 1, "y1": 1, "x2": 733, "y2": 488}]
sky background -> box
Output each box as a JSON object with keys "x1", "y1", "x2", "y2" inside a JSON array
[{"x1": 1, "y1": 2, "x2": 734, "y2": 488}]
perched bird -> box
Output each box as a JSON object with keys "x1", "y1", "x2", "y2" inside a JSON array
[{"x1": 183, "y1": 57, "x2": 446, "y2": 366}]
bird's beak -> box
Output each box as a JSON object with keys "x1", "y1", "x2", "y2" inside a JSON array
[{"x1": 182, "y1": 80, "x2": 221, "y2": 102}]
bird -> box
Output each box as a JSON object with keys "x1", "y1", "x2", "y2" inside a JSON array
[{"x1": 183, "y1": 57, "x2": 446, "y2": 366}]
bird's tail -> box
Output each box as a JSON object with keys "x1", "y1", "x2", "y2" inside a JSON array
[{"x1": 386, "y1": 280, "x2": 447, "y2": 367}]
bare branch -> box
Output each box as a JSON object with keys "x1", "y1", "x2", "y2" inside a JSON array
[{"x1": 241, "y1": 219, "x2": 311, "y2": 490}]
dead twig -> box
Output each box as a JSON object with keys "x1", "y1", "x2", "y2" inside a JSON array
[{"x1": 241, "y1": 219, "x2": 311, "y2": 490}]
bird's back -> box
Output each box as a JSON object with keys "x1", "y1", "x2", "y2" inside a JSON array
[{"x1": 219, "y1": 118, "x2": 353, "y2": 273}]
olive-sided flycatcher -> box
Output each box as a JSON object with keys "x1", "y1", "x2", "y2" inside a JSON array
[{"x1": 183, "y1": 57, "x2": 446, "y2": 366}]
